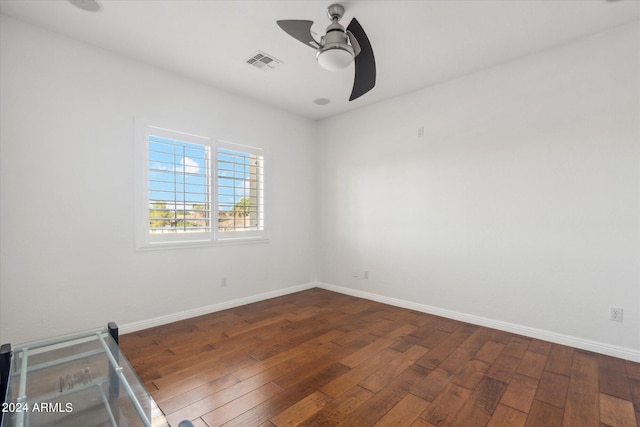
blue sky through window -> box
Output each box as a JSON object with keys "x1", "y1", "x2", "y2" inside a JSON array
[{"x1": 148, "y1": 135, "x2": 209, "y2": 208}]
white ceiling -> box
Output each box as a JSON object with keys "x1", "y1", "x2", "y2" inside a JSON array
[{"x1": 1, "y1": 0, "x2": 638, "y2": 120}]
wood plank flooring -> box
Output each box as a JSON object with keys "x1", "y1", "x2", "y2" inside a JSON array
[{"x1": 120, "y1": 288, "x2": 640, "y2": 427}]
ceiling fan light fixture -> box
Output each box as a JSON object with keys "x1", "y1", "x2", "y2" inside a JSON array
[{"x1": 316, "y1": 45, "x2": 354, "y2": 71}]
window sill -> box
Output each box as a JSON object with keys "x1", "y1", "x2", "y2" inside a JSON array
[{"x1": 135, "y1": 236, "x2": 269, "y2": 251}]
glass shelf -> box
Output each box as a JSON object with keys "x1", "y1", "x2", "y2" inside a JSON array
[{"x1": 1, "y1": 325, "x2": 168, "y2": 427}]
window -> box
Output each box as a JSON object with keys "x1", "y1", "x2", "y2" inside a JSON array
[{"x1": 135, "y1": 121, "x2": 265, "y2": 249}]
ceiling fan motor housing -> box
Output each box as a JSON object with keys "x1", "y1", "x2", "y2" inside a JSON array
[{"x1": 320, "y1": 25, "x2": 353, "y2": 54}]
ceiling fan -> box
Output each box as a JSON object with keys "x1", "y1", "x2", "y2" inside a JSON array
[{"x1": 277, "y1": 3, "x2": 376, "y2": 101}]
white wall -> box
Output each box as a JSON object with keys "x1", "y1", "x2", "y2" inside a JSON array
[
  {"x1": 0, "y1": 16, "x2": 317, "y2": 344},
  {"x1": 316, "y1": 22, "x2": 640, "y2": 355}
]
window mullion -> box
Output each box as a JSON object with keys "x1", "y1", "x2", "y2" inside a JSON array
[{"x1": 211, "y1": 143, "x2": 219, "y2": 241}]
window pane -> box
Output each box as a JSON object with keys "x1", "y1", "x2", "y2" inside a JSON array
[
  {"x1": 148, "y1": 134, "x2": 211, "y2": 234},
  {"x1": 217, "y1": 147, "x2": 264, "y2": 233}
]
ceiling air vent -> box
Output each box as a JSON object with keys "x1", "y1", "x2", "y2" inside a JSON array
[{"x1": 246, "y1": 51, "x2": 282, "y2": 71}]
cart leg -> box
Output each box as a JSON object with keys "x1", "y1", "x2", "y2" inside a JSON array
[
  {"x1": 107, "y1": 323, "x2": 119, "y2": 399},
  {"x1": 108, "y1": 322, "x2": 119, "y2": 345},
  {"x1": 1, "y1": 343, "x2": 12, "y2": 425}
]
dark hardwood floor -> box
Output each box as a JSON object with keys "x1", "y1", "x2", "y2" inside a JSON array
[{"x1": 120, "y1": 288, "x2": 640, "y2": 427}]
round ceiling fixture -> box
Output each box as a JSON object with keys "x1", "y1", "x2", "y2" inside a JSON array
[{"x1": 68, "y1": 0, "x2": 102, "y2": 12}]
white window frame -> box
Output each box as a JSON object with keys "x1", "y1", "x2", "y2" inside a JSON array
[{"x1": 135, "y1": 119, "x2": 267, "y2": 250}]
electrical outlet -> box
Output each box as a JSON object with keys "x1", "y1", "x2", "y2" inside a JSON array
[
  {"x1": 363, "y1": 271, "x2": 369, "y2": 279},
  {"x1": 221, "y1": 277, "x2": 227, "y2": 287},
  {"x1": 609, "y1": 306, "x2": 623, "y2": 322},
  {"x1": 353, "y1": 270, "x2": 359, "y2": 278}
]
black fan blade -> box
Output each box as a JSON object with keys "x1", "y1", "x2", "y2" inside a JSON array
[
  {"x1": 347, "y1": 18, "x2": 376, "y2": 101},
  {"x1": 277, "y1": 20, "x2": 320, "y2": 49}
]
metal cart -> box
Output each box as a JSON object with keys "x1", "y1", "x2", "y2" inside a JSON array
[{"x1": 0, "y1": 323, "x2": 169, "y2": 427}]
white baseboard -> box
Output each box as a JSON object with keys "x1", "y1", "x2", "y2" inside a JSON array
[
  {"x1": 119, "y1": 282, "x2": 316, "y2": 335},
  {"x1": 316, "y1": 282, "x2": 640, "y2": 363}
]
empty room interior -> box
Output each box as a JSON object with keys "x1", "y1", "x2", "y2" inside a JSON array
[{"x1": 1, "y1": 0, "x2": 639, "y2": 426}]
